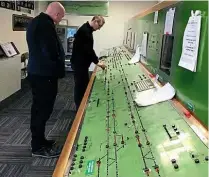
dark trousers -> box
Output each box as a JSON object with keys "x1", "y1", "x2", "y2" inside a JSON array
[
  {"x1": 28, "y1": 74, "x2": 58, "y2": 152},
  {"x1": 73, "y1": 68, "x2": 89, "y2": 111}
]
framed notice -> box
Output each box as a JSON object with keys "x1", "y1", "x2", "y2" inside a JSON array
[
  {"x1": 0, "y1": 42, "x2": 20, "y2": 57},
  {"x1": 16, "y1": 0, "x2": 34, "y2": 11},
  {"x1": 0, "y1": 1, "x2": 15, "y2": 10},
  {"x1": 12, "y1": 14, "x2": 33, "y2": 31}
]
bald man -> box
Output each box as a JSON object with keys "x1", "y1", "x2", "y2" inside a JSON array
[
  {"x1": 71, "y1": 16, "x2": 106, "y2": 111},
  {"x1": 26, "y1": 2, "x2": 65, "y2": 158}
]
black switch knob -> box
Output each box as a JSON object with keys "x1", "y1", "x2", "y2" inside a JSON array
[
  {"x1": 174, "y1": 128, "x2": 177, "y2": 131},
  {"x1": 174, "y1": 164, "x2": 179, "y2": 169},
  {"x1": 205, "y1": 156, "x2": 208, "y2": 161},
  {"x1": 79, "y1": 164, "x2": 82, "y2": 168},
  {"x1": 195, "y1": 159, "x2": 200, "y2": 163},
  {"x1": 80, "y1": 156, "x2": 84, "y2": 159},
  {"x1": 172, "y1": 125, "x2": 175, "y2": 128},
  {"x1": 176, "y1": 131, "x2": 180, "y2": 135},
  {"x1": 71, "y1": 162, "x2": 75, "y2": 166},
  {"x1": 171, "y1": 159, "x2": 176, "y2": 163}
]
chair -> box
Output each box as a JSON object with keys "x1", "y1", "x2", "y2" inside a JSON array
[{"x1": 21, "y1": 52, "x2": 29, "y2": 79}]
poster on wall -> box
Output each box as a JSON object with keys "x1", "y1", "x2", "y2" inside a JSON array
[
  {"x1": 164, "y1": 8, "x2": 175, "y2": 35},
  {"x1": 16, "y1": 0, "x2": 34, "y2": 10},
  {"x1": 154, "y1": 11, "x2": 158, "y2": 24},
  {"x1": 178, "y1": 10, "x2": 201, "y2": 72},
  {"x1": 0, "y1": 1, "x2": 15, "y2": 10}
]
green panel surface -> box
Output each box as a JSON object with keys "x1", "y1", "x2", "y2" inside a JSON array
[
  {"x1": 67, "y1": 47, "x2": 208, "y2": 177},
  {"x1": 126, "y1": 1, "x2": 208, "y2": 126},
  {"x1": 60, "y1": 1, "x2": 108, "y2": 16}
]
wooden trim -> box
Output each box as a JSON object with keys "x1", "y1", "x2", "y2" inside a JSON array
[
  {"x1": 132, "y1": 0, "x2": 179, "y2": 19},
  {"x1": 52, "y1": 67, "x2": 97, "y2": 177}
]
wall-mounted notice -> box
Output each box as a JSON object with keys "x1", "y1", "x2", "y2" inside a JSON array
[
  {"x1": 154, "y1": 11, "x2": 158, "y2": 24},
  {"x1": 141, "y1": 32, "x2": 148, "y2": 57},
  {"x1": 178, "y1": 10, "x2": 202, "y2": 72},
  {"x1": 164, "y1": 8, "x2": 175, "y2": 34}
]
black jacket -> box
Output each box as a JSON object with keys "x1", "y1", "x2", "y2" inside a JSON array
[
  {"x1": 71, "y1": 22, "x2": 99, "y2": 70},
  {"x1": 26, "y1": 12, "x2": 65, "y2": 78}
]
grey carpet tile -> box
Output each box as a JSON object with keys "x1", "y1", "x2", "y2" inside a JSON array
[
  {"x1": 25, "y1": 166, "x2": 55, "y2": 177},
  {"x1": 0, "y1": 129, "x2": 17, "y2": 145},
  {"x1": 31, "y1": 158, "x2": 58, "y2": 167},
  {"x1": 0, "y1": 114, "x2": 27, "y2": 129},
  {"x1": 4, "y1": 129, "x2": 31, "y2": 145},
  {"x1": 52, "y1": 118, "x2": 73, "y2": 132},
  {"x1": 0, "y1": 164, "x2": 30, "y2": 177}
]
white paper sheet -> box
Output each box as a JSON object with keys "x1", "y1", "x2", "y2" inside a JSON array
[
  {"x1": 164, "y1": 8, "x2": 175, "y2": 35},
  {"x1": 1, "y1": 42, "x2": 17, "y2": 57},
  {"x1": 129, "y1": 45, "x2": 141, "y2": 64},
  {"x1": 178, "y1": 10, "x2": 201, "y2": 72},
  {"x1": 154, "y1": 11, "x2": 158, "y2": 24},
  {"x1": 141, "y1": 32, "x2": 148, "y2": 57},
  {"x1": 134, "y1": 83, "x2": 175, "y2": 107}
]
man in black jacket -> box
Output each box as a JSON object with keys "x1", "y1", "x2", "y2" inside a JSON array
[
  {"x1": 71, "y1": 16, "x2": 106, "y2": 111},
  {"x1": 26, "y1": 2, "x2": 65, "y2": 158}
]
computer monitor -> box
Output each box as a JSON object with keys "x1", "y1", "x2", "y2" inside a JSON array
[
  {"x1": 67, "y1": 27, "x2": 77, "y2": 38},
  {"x1": 66, "y1": 27, "x2": 78, "y2": 55}
]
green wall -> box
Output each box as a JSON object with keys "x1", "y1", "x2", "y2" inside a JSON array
[
  {"x1": 60, "y1": 1, "x2": 108, "y2": 16},
  {"x1": 126, "y1": 1, "x2": 208, "y2": 126}
]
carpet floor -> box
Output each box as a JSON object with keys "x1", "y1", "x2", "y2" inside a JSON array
[{"x1": 0, "y1": 73, "x2": 76, "y2": 177}]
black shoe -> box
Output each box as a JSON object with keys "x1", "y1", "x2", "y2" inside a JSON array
[
  {"x1": 44, "y1": 139, "x2": 56, "y2": 148},
  {"x1": 32, "y1": 147, "x2": 60, "y2": 158}
]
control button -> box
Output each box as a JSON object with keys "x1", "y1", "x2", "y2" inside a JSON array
[
  {"x1": 83, "y1": 145, "x2": 86, "y2": 149},
  {"x1": 172, "y1": 125, "x2": 175, "y2": 128},
  {"x1": 106, "y1": 145, "x2": 109, "y2": 148},
  {"x1": 176, "y1": 131, "x2": 180, "y2": 135},
  {"x1": 146, "y1": 141, "x2": 150, "y2": 145},
  {"x1": 171, "y1": 159, "x2": 176, "y2": 164},
  {"x1": 174, "y1": 128, "x2": 178, "y2": 131},
  {"x1": 71, "y1": 162, "x2": 75, "y2": 166},
  {"x1": 70, "y1": 166, "x2": 74, "y2": 170},
  {"x1": 74, "y1": 154, "x2": 77, "y2": 157},
  {"x1": 73, "y1": 158, "x2": 76, "y2": 161},
  {"x1": 79, "y1": 160, "x2": 83, "y2": 164},
  {"x1": 205, "y1": 156, "x2": 208, "y2": 161},
  {"x1": 174, "y1": 164, "x2": 179, "y2": 169},
  {"x1": 124, "y1": 123, "x2": 128, "y2": 126},
  {"x1": 82, "y1": 149, "x2": 85, "y2": 152},
  {"x1": 135, "y1": 130, "x2": 138, "y2": 134},
  {"x1": 191, "y1": 154, "x2": 195, "y2": 158},
  {"x1": 79, "y1": 164, "x2": 82, "y2": 168},
  {"x1": 80, "y1": 156, "x2": 84, "y2": 159},
  {"x1": 195, "y1": 159, "x2": 200, "y2": 163}
]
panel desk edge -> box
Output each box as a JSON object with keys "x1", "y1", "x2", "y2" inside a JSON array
[{"x1": 52, "y1": 67, "x2": 97, "y2": 177}]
